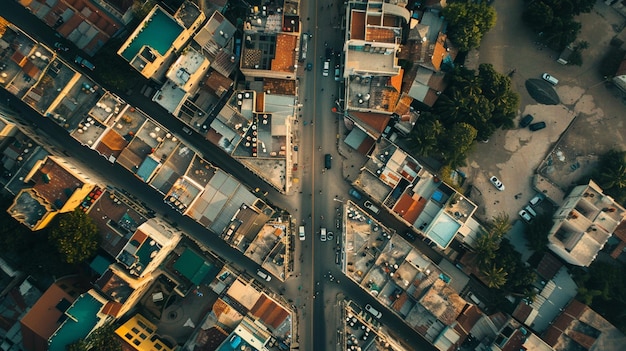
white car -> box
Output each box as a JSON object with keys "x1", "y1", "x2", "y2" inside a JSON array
[
  {"x1": 320, "y1": 228, "x2": 327, "y2": 242},
  {"x1": 299, "y1": 225, "x2": 305, "y2": 241},
  {"x1": 256, "y1": 269, "x2": 272, "y2": 281},
  {"x1": 489, "y1": 176, "x2": 505, "y2": 191},
  {"x1": 518, "y1": 209, "x2": 533, "y2": 223},
  {"x1": 529, "y1": 193, "x2": 544, "y2": 207}
]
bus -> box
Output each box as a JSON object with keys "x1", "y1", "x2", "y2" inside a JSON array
[{"x1": 299, "y1": 33, "x2": 308, "y2": 62}]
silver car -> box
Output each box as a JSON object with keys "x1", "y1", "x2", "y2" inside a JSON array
[{"x1": 518, "y1": 210, "x2": 533, "y2": 223}]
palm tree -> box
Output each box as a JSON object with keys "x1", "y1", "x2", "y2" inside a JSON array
[
  {"x1": 483, "y1": 264, "x2": 508, "y2": 289},
  {"x1": 474, "y1": 229, "x2": 499, "y2": 269},
  {"x1": 600, "y1": 164, "x2": 626, "y2": 190},
  {"x1": 489, "y1": 212, "x2": 512, "y2": 239}
]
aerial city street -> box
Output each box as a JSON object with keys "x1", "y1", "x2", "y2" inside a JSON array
[{"x1": 1, "y1": 0, "x2": 626, "y2": 351}]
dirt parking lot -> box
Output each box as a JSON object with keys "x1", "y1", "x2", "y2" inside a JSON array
[{"x1": 463, "y1": 0, "x2": 626, "y2": 222}]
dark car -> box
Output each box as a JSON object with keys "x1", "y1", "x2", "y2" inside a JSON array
[
  {"x1": 324, "y1": 154, "x2": 332, "y2": 169},
  {"x1": 54, "y1": 42, "x2": 69, "y2": 52},
  {"x1": 403, "y1": 231, "x2": 417, "y2": 241},
  {"x1": 520, "y1": 114, "x2": 533, "y2": 128},
  {"x1": 529, "y1": 121, "x2": 546, "y2": 131},
  {"x1": 348, "y1": 188, "x2": 362, "y2": 200},
  {"x1": 305, "y1": 62, "x2": 313, "y2": 71}
]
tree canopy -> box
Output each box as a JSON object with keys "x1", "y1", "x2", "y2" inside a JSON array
[
  {"x1": 472, "y1": 214, "x2": 536, "y2": 299},
  {"x1": 67, "y1": 322, "x2": 122, "y2": 351},
  {"x1": 522, "y1": 0, "x2": 594, "y2": 50},
  {"x1": 593, "y1": 149, "x2": 626, "y2": 204},
  {"x1": 49, "y1": 208, "x2": 100, "y2": 264},
  {"x1": 572, "y1": 261, "x2": 626, "y2": 334},
  {"x1": 406, "y1": 64, "x2": 519, "y2": 167},
  {"x1": 443, "y1": 1, "x2": 497, "y2": 52}
]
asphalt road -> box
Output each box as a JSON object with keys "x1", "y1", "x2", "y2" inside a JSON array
[{"x1": 0, "y1": 3, "x2": 436, "y2": 350}]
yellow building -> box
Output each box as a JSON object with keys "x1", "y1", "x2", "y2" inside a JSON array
[
  {"x1": 7, "y1": 155, "x2": 100, "y2": 230},
  {"x1": 115, "y1": 314, "x2": 174, "y2": 351},
  {"x1": 117, "y1": 3, "x2": 205, "y2": 81}
]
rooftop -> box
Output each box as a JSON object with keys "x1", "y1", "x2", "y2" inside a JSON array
[
  {"x1": 120, "y1": 6, "x2": 184, "y2": 62},
  {"x1": 53, "y1": 297, "x2": 90, "y2": 336},
  {"x1": 87, "y1": 189, "x2": 149, "y2": 257},
  {"x1": 418, "y1": 279, "x2": 467, "y2": 326},
  {"x1": 20, "y1": 277, "x2": 84, "y2": 351},
  {"x1": 165, "y1": 47, "x2": 209, "y2": 92}
]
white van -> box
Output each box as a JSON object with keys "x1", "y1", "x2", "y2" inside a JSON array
[
  {"x1": 320, "y1": 227, "x2": 327, "y2": 242},
  {"x1": 365, "y1": 304, "x2": 382, "y2": 319},
  {"x1": 256, "y1": 269, "x2": 271, "y2": 281},
  {"x1": 542, "y1": 73, "x2": 558, "y2": 85},
  {"x1": 322, "y1": 61, "x2": 330, "y2": 76},
  {"x1": 299, "y1": 225, "x2": 306, "y2": 241},
  {"x1": 363, "y1": 200, "x2": 380, "y2": 214}
]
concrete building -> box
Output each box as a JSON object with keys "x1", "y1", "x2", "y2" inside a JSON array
[
  {"x1": 239, "y1": 2, "x2": 301, "y2": 80},
  {"x1": 115, "y1": 313, "x2": 175, "y2": 351},
  {"x1": 542, "y1": 299, "x2": 626, "y2": 351},
  {"x1": 547, "y1": 180, "x2": 626, "y2": 266},
  {"x1": 18, "y1": 0, "x2": 124, "y2": 55},
  {"x1": 7, "y1": 155, "x2": 103, "y2": 230},
  {"x1": 117, "y1": 3, "x2": 205, "y2": 81}
]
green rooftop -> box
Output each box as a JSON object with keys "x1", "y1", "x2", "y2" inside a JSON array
[
  {"x1": 48, "y1": 293, "x2": 103, "y2": 351},
  {"x1": 173, "y1": 248, "x2": 217, "y2": 285}
]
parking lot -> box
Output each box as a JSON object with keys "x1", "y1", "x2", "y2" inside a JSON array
[{"x1": 463, "y1": 0, "x2": 626, "y2": 222}]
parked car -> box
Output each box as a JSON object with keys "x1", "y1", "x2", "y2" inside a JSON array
[
  {"x1": 529, "y1": 121, "x2": 546, "y2": 131},
  {"x1": 489, "y1": 176, "x2": 505, "y2": 191},
  {"x1": 299, "y1": 225, "x2": 305, "y2": 241},
  {"x1": 529, "y1": 193, "x2": 544, "y2": 207},
  {"x1": 542, "y1": 73, "x2": 559, "y2": 85},
  {"x1": 256, "y1": 269, "x2": 271, "y2": 281},
  {"x1": 403, "y1": 231, "x2": 417, "y2": 241},
  {"x1": 74, "y1": 56, "x2": 95, "y2": 71},
  {"x1": 524, "y1": 205, "x2": 537, "y2": 217},
  {"x1": 519, "y1": 209, "x2": 533, "y2": 223},
  {"x1": 365, "y1": 304, "x2": 382, "y2": 319},
  {"x1": 363, "y1": 200, "x2": 380, "y2": 214},
  {"x1": 348, "y1": 188, "x2": 363, "y2": 200},
  {"x1": 54, "y1": 42, "x2": 69, "y2": 52},
  {"x1": 320, "y1": 227, "x2": 327, "y2": 242},
  {"x1": 334, "y1": 67, "x2": 341, "y2": 81},
  {"x1": 520, "y1": 114, "x2": 534, "y2": 128}
]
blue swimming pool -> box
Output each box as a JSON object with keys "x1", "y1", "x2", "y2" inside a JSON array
[
  {"x1": 427, "y1": 213, "x2": 461, "y2": 249},
  {"x1": 121, "y1": 7, "x2": 184, "y2": 61}
]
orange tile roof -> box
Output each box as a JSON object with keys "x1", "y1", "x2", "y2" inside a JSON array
[
  {"x1": 95, "y1": 130, "x2": 129, "y2": 158},
  {"x1": 250, "y1": 295, "x2": 289, "y2": 329},
  {"x1": 393, "y1": 193, "x2": 426, "y2": 224},
  {"x1": 390, "y1": 69, "x2": 404, "y2": 94},
  {"x1": 271, "y1": 34, "x2": 296, "y2": 72}
]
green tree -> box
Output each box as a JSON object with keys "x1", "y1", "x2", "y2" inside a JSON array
[
  {"x1": 49, "y1": 209, "x2": 100, "y2": 264},
  {"x1": 406, "y1": 112, "x2": 444, "y2": 156},
  {"x1": 488, "y1": 212, "x2": 512, "y2": 239},
  {"x1": 594, "y1": 149, "x2": 626, "y2": 203},
  {"x1": 439, "y1": 122, "x2": 477, "y2": 167},
  {"x1": 473, "y1": 229, "x2": 499, "y2": 269},
  {"x1": 67, "y1": 322, "x2": 122, "y2": 351},
  {"x1": 443, "y1": 1, "x2": 497, "y2": 52},
  {"x1": 524, "y1": 212, "x2": 554, "y2": 252},
  {"x1": 483, "y1": 264, "x2": 508, "y2": 289},
  {"x1": 522, "y1": 2, "x2": 554, "y2": 32}
]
